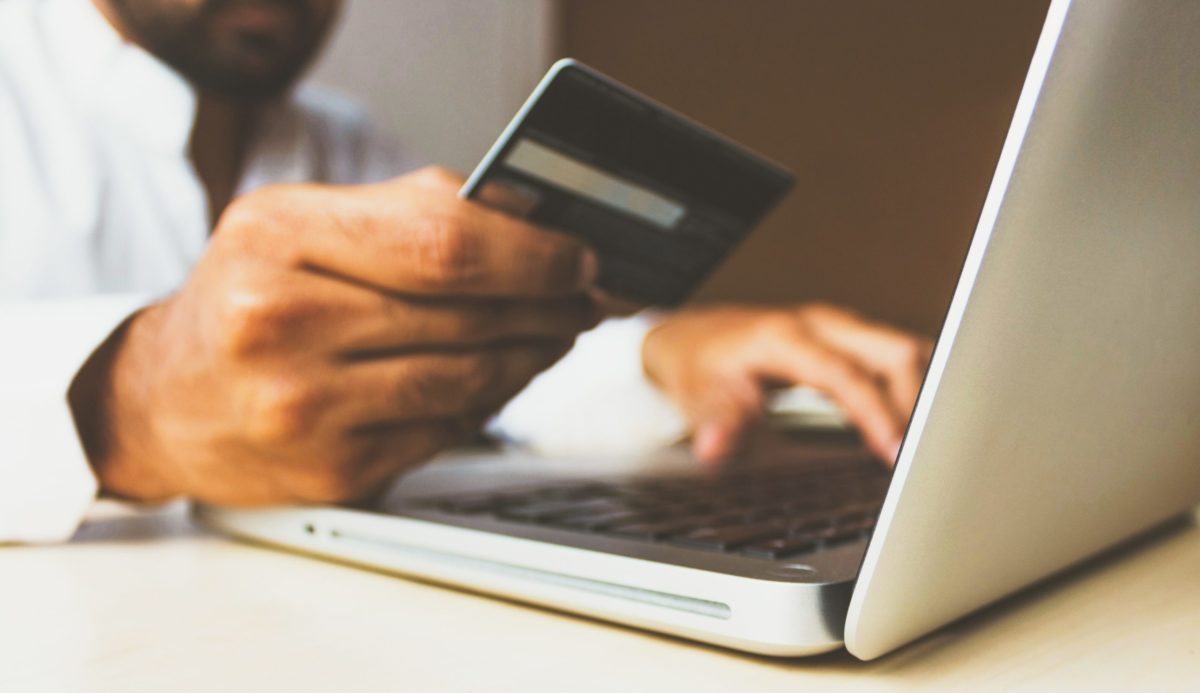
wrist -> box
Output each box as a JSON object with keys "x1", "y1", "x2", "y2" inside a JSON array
[
  {"x1": 640, "y1": 314, "x2": 678, "y2": 392},
  {"x1": 641, "y1": 323, "x2": 667, "y2": 388},
  {"x1": 68, "y1": 307, "x2": 179, "y2": 502}
]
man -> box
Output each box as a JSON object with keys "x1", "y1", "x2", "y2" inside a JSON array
[{"x1": 0, "y1": 0, "x2": 931, "y2": 543}]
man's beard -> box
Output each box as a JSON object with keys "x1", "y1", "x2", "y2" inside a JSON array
[{"x1": 107, "y1": 0, "x2": 333, "y2": 102}]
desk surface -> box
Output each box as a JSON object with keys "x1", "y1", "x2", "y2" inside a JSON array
[{"x1": 3, "y1": 501, "x2": 1197, "y2": 692}]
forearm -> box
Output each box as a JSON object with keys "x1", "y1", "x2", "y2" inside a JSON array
[{"x1": 68, "y1": 306, "x2": 178, "y2": 504}]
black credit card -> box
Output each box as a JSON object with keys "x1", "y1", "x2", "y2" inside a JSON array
[{"x1": 459, "y1": 59, "x2": 795, "y2": 306}]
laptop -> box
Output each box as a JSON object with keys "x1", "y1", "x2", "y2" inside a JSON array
[{"x1": 196, "y1": 0, "x2": 1200, "y2": 660}]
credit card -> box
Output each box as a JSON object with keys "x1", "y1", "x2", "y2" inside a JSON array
[{"x1": 460, "y1": 59, "x2": 794, "y2": 306}]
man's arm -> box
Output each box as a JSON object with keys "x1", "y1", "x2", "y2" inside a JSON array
[
  {"x1": 66, "y1": 167, "x2": 599, "y2": 508},
  {"x1": 494, "y1": 303, "x2": 932, "y2": 466}
]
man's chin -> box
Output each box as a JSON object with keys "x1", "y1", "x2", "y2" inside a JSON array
[{"x1": 172, "y1": 58, "x2": 303, "y2": 102}]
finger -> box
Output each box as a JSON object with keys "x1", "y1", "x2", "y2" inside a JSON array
[
  {"x1": 798, "y1": 305, "x2": 932, "y2": 419},
  {"x1": 590, "y1": 290, "x2": 644, "y2": 318},
  {"x1": 754, "y1": 333, "x2": 904, "y2": 464},
  {"x1": 692, "y1": 423, "x2": 729, "y2": 465},
  {"x1": 285, "y1": 421, "x2": 464, "y2": 504},
  {"x1": 340, "y1": 293, "x2": 600, "y2": 357},
  {"x1": 475, "y1": 180, "x2": 539, "y2": 217},
  {"x1": 328, "y1": 341, "x2": 572, "y2": 426},
  {"x1": 690, "y1": 380, "x2": 764, "y2": 466},
  {"x1": 258, "y1": 270, "x2": 600, "y2": 356},
  {"x1": 224, "y1": 169, "x2": 599, "y2": 298},
  {"x1": 346, "y1": 419, "x2": 479, "y2": 501}
]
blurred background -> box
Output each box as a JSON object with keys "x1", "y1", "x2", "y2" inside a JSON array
[{"x1": 312, "y1": 0, "x2": 1050, "y2": 335}]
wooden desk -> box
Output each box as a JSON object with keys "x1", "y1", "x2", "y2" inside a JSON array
[{"x1": 2, "y1": 502, "x2": 1197, "y2": 692}]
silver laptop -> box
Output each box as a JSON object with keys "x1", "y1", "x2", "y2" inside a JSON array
[{"x1": 196, "y1": 0, "x2": 1200, "y2": 660}]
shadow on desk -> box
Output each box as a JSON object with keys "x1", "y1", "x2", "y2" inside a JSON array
[
  {"x1": 745, "y1": 512, "x2": 1197, "y2": 672},
  {"x1": 71, "y1": 500, "x2": 200, "y2": 545}
]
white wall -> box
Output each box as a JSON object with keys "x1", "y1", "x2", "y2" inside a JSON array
[{"x1": 310, "y1": 0, "x2": 558, "y2": 173}]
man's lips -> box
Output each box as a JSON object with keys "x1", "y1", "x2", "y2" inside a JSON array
[{"x1": 211, "y1": 2, "x2": 301, "y2": 36}]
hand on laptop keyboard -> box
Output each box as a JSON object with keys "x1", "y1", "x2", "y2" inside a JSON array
[{"x1": 642, "y1": 304, "x2": 932, "y2": 466}]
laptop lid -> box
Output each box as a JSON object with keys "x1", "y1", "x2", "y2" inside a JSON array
[{"x1": 846, "y1": 0, "x2": 1200, "y2": 660}]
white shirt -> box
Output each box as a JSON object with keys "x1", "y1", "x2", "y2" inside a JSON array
[{"x1": 0, "y1": 0, "x2": 686, "y2": 544}]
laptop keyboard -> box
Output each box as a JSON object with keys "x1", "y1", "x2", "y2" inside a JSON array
[{"x1": 410, "y1": 458, "x2": 890, "y2": 561}]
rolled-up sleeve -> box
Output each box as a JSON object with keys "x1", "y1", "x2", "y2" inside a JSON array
[
  {"x1": 489, "y1": 313, "x2": 689, "y2": 457},
  {"x1": 0, "y1": 295, "x2": 148, "y2": 543}
]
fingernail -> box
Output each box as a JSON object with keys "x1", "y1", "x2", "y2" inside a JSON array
[
  {"x1": 578, "y1": 250, "x2": 600, "y2": 288},
  {"x1": 889, "y1": 440, "x2": 903, "y2": 462},
  {"x1": 695, "y1": 425, "x2": 720, "y2": 459},
  {"x1": 695, "y1": 423, "x2": 733, "y2": 464}
]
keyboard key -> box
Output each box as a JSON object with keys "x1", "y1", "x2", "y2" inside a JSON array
[
  {"x1": 677, "y1": 512, "x2": 748, "y2": 529},
  {"x1": 532, "y1": 482, "x2": 618, "y2": 501},
  {"x1": 496, "y1": 500, "x2": 595, "y2": 523},
  {"x1": 836, "y1": 501, "x2": 883, "y2": 517},
  {"x1": 742, "y1": 536, "x2": 819, "y2": 559},
  {"x1": 821, "y1": 529, "x2": 866, "y2": 549},
  {"x1": 549, "y1": 510, "x2": 657, "y2": 531},
  {"x1": 670, "y1": 524, "x2": 786, "y2": 552},
  {"x1": 834, "y1": 517, "x2": 877, "y2": 533},
  {"x1": 436, "y1": 493, "x2": 512, "y2": 514},
  {"x1": 536, "y1": 498, "x2": 640, "y2": 521},
  {"x1": 786, "y1": 516, "x2": 835, "y2": 534},
  {"x1": 743, "y1": 504, "x2": 793, "y2": 522},
  {"x1": 604, "y1": 519, "x2": 697, "y2": 540},
  {"x1": 412, "y1": 457, "x2": 892, "y2": 560}
]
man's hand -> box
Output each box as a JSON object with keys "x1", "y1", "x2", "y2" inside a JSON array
[
  {"x1": 71, "y1": 167, "x2": 600, "y2": 506},
  {"x1": 642, "y1": 304, "x2": 932, "y2": 465}
]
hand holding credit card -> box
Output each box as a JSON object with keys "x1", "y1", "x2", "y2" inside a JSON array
[{"x1": 460, "y1": 59, "x2": 794, "y2": 307}]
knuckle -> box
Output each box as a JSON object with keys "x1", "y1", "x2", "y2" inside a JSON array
[
  {"x1": 395, "y1": 354, "x2": 499, "y2": 414},
  {"x1": 215, "y1": 190, "x2": 286, "y2": 245},
  {"x1": 542, "y1": 296, "x2": 593, "y2": 335},
  {"x1": 412, "y1": 217, "x2": 486, "y2": 289},
  {"x1": 535, "y1": 241, "x2": 585, "y2": 292},
  {"x1": 797, "y1": 302, "x2": 845, "y2": 326},
  {"x1": 916, "y1": 336, "x2": 935, "y2": 361},
  {"x1": 880, "y1": 332, "x2": 933, "y2": 376},
  {"x1": 247, "y1": 378, "x2": 323, "y2": 445},
  {"x1": 820, "y1": 357, "x2": 861, "y2": 390},
  {"x1": 211, "y1": 189, "x2": 307, "y2": 266},
  {"x1": 217, "y1": 291, "x2": 271, "y2": 358},
  {"x1": 217, "y1": 284, "x2": 294, "y2": 358},
  {"x1": 894, "y1": 338, "x2": 927, "y2": 370},
  {"x1": 214, "y1": 195, "x2": 267, "y2": 241},
  {"x1": 919, "y1": 337, "x2": 935, "y2": 362},
  {"x1": 412, "y1": 165, "x2": 463, "y2": 189},
  {"x1": 396, "y1": 365, "x2": 445, "y2": 413},
  {"x1": 457, "y1": 352, "x2": 504, "y2": 400},
  {"x1": 376, "y1": 290, "x2": 410, "y2": 330},
  {"x1": 766, "y1": 312, "x2": 799, "y2": 335},
  {"x1": 456, "y1": 302, "x2": 506, "y2": 340},
  {"x1": 755, "y1": 312, "x2": 799, "y2": 345}
]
